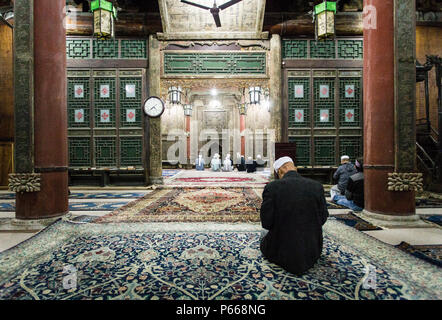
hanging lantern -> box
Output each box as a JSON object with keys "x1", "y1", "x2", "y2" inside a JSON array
[
  {"x1": 262, "y1": 88, "x2": 270, "y2": 112},
  {"x1": 238, "y1": 103, "x2": 248, "y2": 115},
  {"x1": 91, "y1": 0, "x2": 117, "y2": 40},
  {"x1": 314, "y1": 1, "x2": 336, "y2": 40},
  {"x1": 168, "y1": 86, "x2": 182, "y2": 105},
  {"x1": 249, "y1": 86, "x2": 261, "y2": 105},
  {"x1": 183, "y1": 104, "x2": 193, "y2": 116}
]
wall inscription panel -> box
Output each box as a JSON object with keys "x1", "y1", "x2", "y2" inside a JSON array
[{"x1": 203, "y1": 110, "x2": 227, "y2": 132}]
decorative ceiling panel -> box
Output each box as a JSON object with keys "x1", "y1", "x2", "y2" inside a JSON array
[{"x1": 158, "y1": 0, "x2": 267, "y2": 40}]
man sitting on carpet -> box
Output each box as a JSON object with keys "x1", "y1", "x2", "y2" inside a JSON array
[
  {"x1": 330, "y1": 155, "x2": 357, "y2": 199},
  {"x1": 246, "y1": 156, "x2": 257, "y2": 173},
  {"x1": 195, "y1": 154, "x2": 205, "y2": 171},
  {"x1": 210, "y1": 153, "x2": 221, "y2": 172},
  {"x1": 236, "y1": 153, "x2": 246, "y2": 172},
  {"x1": 223, "y1": 153, "x2": 233, "y2": 172},
  {"x1": 332, "y1": 157, "x2": 364, "y2": 211},
  {"x1": 260, "y1": 157, "x2": 329, "y2": 275}
]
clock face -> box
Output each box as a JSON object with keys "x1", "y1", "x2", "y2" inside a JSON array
[{"x1": 143, "y1": 96, "x2": 165, "y2": 118}]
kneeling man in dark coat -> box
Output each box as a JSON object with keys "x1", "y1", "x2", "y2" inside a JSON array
[{"x1": 260, "y1": 157, "x2": 329, "y2": 275}]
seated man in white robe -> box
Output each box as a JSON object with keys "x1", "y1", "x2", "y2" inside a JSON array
[
  {"x1": 210, "y1": 153, "x2": 221, "y2": 172},
  {"x1": 195, "y1": 154, "x2": 205, "y2": 171},
  {"x1": 222, "y1": 154, "x2": 233, "y2": 172}
]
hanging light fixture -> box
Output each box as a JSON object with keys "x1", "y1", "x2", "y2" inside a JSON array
[
  {"x1": 313, "y1": 0, "x2": 336, "y2": 41},
  {"x1": 262, "y1": 88, "x2": 270, "y2": 112},
  {"x1": 183, "y1": 104, "x2": 193, "y2": 116},
  {"x1": 168, "y1": 86, "x2": 183, "y2": 105},
  {"x1": 249, "y1": 86, "x2": 262, "y2": 105},
  {"x1": 91, "y1": 0, "x2": 117, "y2": 40},
  {"x1": 237, "y1": 102, "x2": 248, "y2": 115}
]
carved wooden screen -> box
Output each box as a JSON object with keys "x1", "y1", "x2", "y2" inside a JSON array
[
  {"x1": 283, "y1": 38, "x2": 363, "y2": 167},
  {"x1": 66, "y1": 37, "x2": 148, "y2": 174},
  {"x1": 67, "y1": 69, "x2": 146, "y2": 170}
]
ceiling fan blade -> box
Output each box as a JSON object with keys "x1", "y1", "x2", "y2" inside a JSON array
[
  {"x1": 181, "y1": 0, "x2": 211, "y2": 10},
  {"x1": 212, "y1": 11, "x2": 222, "y2": 27},
  {"x1": 218, "y1": 0, "x2": 242, "y2": 10}
]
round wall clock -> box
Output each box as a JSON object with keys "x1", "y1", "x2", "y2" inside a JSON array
[{"x1": 143, "y1": 96, "x2": 165, "y2": 118}]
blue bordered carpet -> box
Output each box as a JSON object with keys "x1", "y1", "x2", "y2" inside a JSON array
[
  {"x1": 0, "y1": 201, "x2": 131, "y2": 212},
  {"x1": 0, "y1": 220, "x2": 440, "y2": 300},
  {"x1": 0, "y1": 192, "x2": 149, "y2": 200},
  {"x1": 395, "y1": 242, "x2": 442, "y2": 268},
  {"x1": 420, "y1": 215, "x2": 442, "y2": 226}
]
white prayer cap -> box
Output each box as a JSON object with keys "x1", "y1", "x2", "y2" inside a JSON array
[
  {"x1": 341, "y1": 155, "x2": 350, "y2": 161},
  {"x1": 274, "y1": 156, "x2": 294, "y2": 172}
]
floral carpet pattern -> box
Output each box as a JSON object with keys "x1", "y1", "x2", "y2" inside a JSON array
[
  {"x1": 0, "y1": 202, "x2": 131, "y2": 212},
  {"x1": 0, "y1": 221, "x2": 440, "y2": 300},
  {"x1": 175, "y1": 177, "x2": 256, "y2": 183},
  {"x1": 164, "y1": 170, "x2": 269, "y2": 187},
  {"x1": 93, "y1": 187, "x2": 262, "y2": 223},
  {"x1": 420, "y1": 215, "x2": 442, "y2": 226},
  {"x1": 395, "y1": 242, "x2": 442, "y2": 268},
  {"x1": 331, "y1": 213, "x2": 382, "y2": 231}
]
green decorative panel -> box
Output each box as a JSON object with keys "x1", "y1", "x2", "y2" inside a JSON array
[
  {"x1": 94, "y1": 78, "x2": 116, "y2": 128},
  {"x1": 339, "y1": 77, "x2": 362, "y2": 127},
  {"x1": 310, "y1": 40, "x2": 336, "y2": 59},
  {"x1": 120, "y1": 137, "x2": 143, "y2": 166},
  {"x1": 67, "y1": 78, "x2": 90, "y2": 128},
  {"x1": 289, "y1": 137, "x2": 311, "y2": 166},
  {"x1": 340, "y1": 137, "x2": 362, "y2": 161},
  {"x1": 338, "y1": 40, "x2": 363, "y2": 59},
  {"x1": 121, "y1": 40, "x2": 147, "y2": 59},
  {"x1": 314, "y1": 137, "x2": 336, "y2": 165},
  {"x1": 288, "y1": 78, "x2": 310, "y2": 128},
  {"x1": 283, "y1": 40, "x2": 308, "y2": 59},
  {"x1": 314, "y1": 78, "x2": 335, "y2": 127},
  {"x1": 93, "y1": 39, "x2": 119, "y2": 59},
  {"x1": 164, "y1": 52, "x2": 266, "y2": 75},
  {"x1": 69, "y1": 137, "x2": 91, "y2": 167},
  {"x1": 66, "y1": 40, "x2": 91, "y2": 59},
  {"x1": 119, "y1": 77, "x2": 142, "y2": 127},
  {"x1": 95, "y1": 137, "x2": 117, "y2": 167}
]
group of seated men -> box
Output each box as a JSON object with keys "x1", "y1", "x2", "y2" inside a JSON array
[
  {"x1": 331, "y1": 155, "x2": 364, "y2": 211},
  {"x1": 195, "y1": 153, "x2": 266, "y2": 173}
]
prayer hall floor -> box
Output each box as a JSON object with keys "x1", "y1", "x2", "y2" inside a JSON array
[{"x1": 0, "y1": 170, "x2": 441, "y2": 299}]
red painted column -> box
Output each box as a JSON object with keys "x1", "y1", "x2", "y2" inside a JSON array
[
  {"x1": 186, "y1": 115, "x2": 191, "y2": 161},
  {"x1": 363, "y1": 0, "x2": 415, "y2": 216},
  {"x1": 16, "y1": 0, "x2": 68, "y2": 219},
  {"x1": 240, "y1": 113, "x2": 246, "y2": 156}
]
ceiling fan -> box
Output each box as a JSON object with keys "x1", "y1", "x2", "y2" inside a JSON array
[{"x1": 180, "y1": 0, "x2": 242, "y2": 28}]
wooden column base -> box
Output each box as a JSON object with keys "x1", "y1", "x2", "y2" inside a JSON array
[
  {"x1": 364, "y1": 168, "x2": 415, "y2": 216},
  {"x1": 15, "y1": 171, "x2": 69, "y2": 220}
]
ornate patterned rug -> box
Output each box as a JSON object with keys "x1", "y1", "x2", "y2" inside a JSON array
[
  {"x1": 93, "y1": 187, "x2": 262, "y2": 223},
  {"x1": 0, "y1": 192, "x2": 148, "y2": 200},
  {"x1": 0, "y1": 220, "x2": 440, "y2": 300},
  {"x1": 175, "y1": 177, "x2": 257, "y2": 183},
  {"x1": 165, "y1": 170, "x2": 269, "y2": 187},
  {"x1": 162, "y1": 169, "x2": 182, "y2": 178},
  {"x1": 332, "y1": 213, "x2": 382, "y2": 231},
  {"x1": 395, "y1": 242, "x2": 442, "y2": 268},
  {"x1": 420, "y1": 215, "x2": 442, "y2": 227},
  {"x1": 326, "y1": 201, "x2": 348, "y2": 210},
  {"x1": 0, "y1": 201, "x2": 131, "y2": 212},
  {"x1": 69, "y1": 192, "x2": 148, "y2": 199}
]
